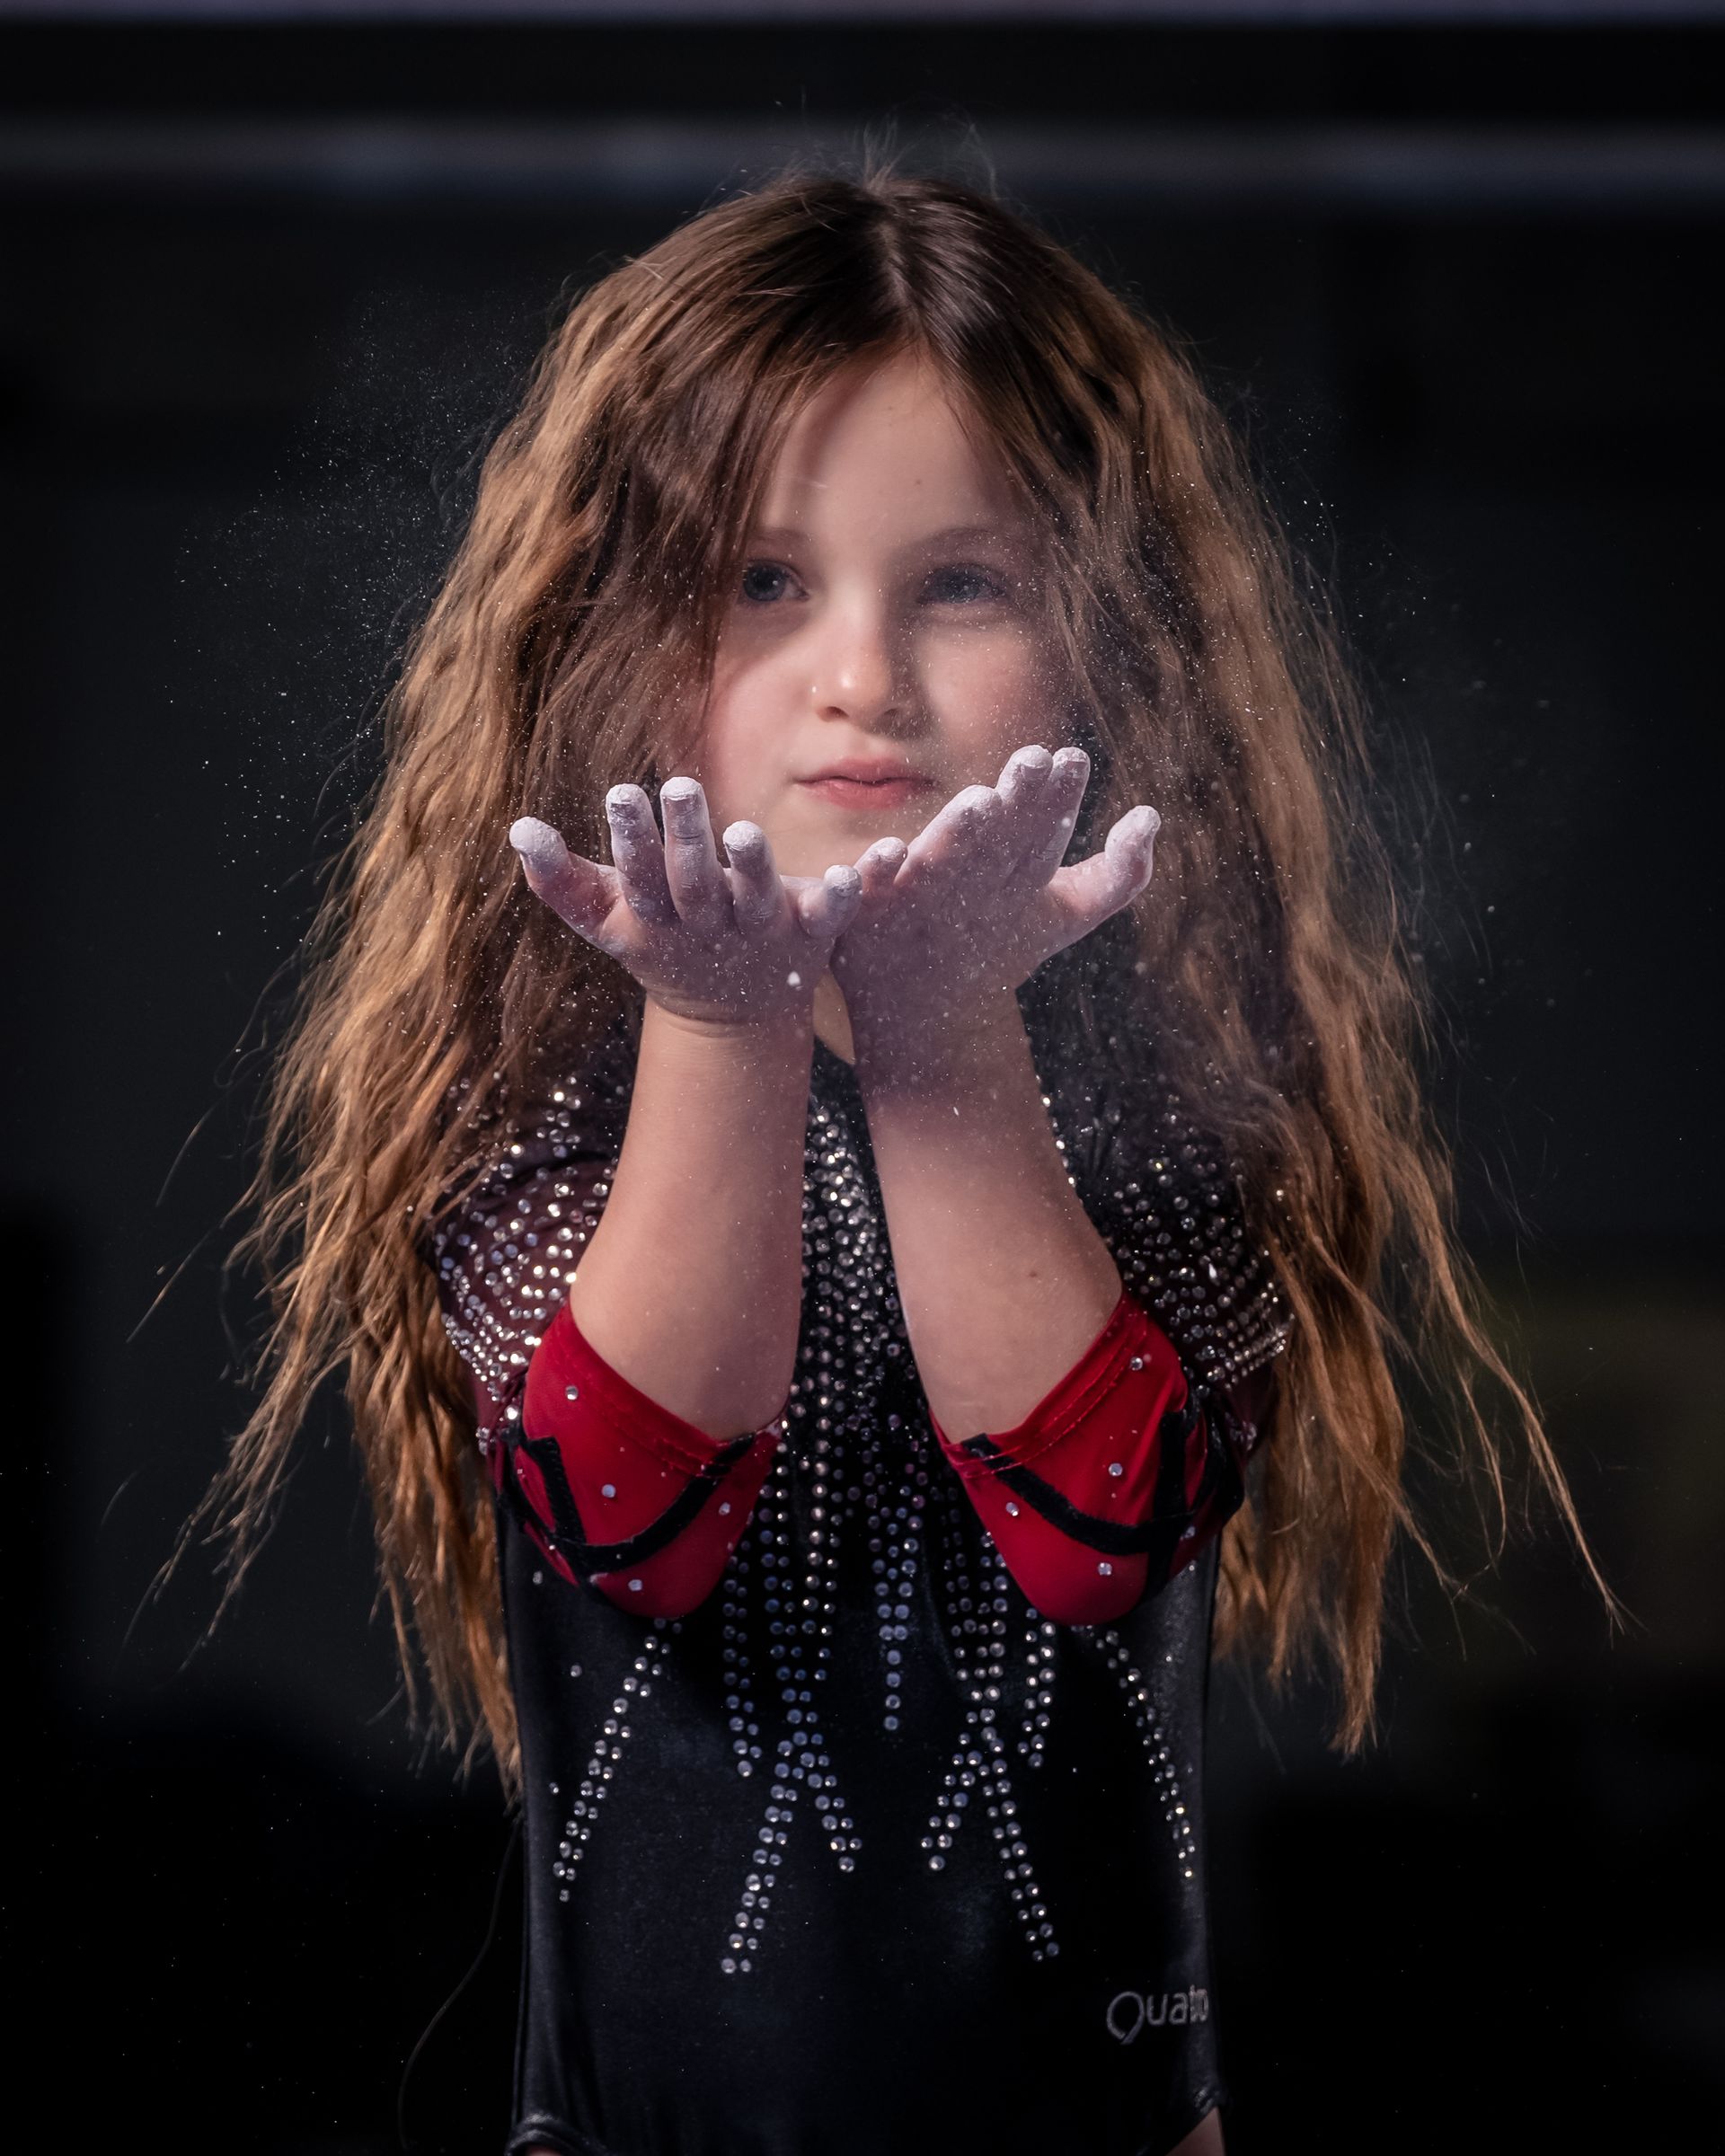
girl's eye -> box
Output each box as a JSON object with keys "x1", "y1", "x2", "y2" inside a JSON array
[
  {"x1": 924, "y1": 565, "x2": 1006, "y2": 605},
  {"x1": 738, "y1": 561, "x2": 1008, "y2": 607},
  {"x1": 739, "y1": 561, "x2": 797, "y2": 605}
]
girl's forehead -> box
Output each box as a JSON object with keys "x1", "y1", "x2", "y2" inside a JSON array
[{"x1": 756, "y1": 355, "x2": 1020, "y2": 538}]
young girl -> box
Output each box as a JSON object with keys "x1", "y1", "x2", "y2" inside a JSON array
[{"x1": 205, "y1": 163, "x2": 1610, "y2": 2156}]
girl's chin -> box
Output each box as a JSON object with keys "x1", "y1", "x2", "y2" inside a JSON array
[{"x1": 773, "y1": 797, "x2": 933, "y2": 874}]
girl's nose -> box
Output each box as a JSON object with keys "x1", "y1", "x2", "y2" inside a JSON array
[{"x1": 809, "y1": 598, "x2": 912, "y2": 731}]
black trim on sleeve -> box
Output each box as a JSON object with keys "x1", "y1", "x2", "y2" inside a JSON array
[
  {"x1": 504, "y1": 1426, "x2": 757, "y2": 1578},
  {"x1": 955, "y1": 1390, "x2": 1249, "y2": 1564}
]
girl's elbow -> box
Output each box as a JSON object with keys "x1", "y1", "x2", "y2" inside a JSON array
[
  {"x1": 1009, "y1": 1551, "x2": 1153, "y2": 1629},
  {"x1": 591, "y1": 1563, "x2": 725, "y2": 1621}
]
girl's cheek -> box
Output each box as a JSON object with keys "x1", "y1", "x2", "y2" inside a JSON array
[
  {"x1": 927, "y1": 640, "x2": 1056, "y2": 754},
  {"x1": 692, "y1": 701, "x2": 785, "y2": 827}
]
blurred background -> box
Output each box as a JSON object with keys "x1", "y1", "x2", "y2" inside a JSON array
[{"x1": 5, "y1": 4, "x2": 1721, "y2": 2151}]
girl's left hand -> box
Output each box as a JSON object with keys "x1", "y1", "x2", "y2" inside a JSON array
[{"x1": 831, "y1": 744, "x2": 1159, "y2": 1071}]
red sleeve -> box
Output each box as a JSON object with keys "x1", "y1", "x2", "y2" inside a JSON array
[
  {"x1": 930, "y1": 1293, "x2": 1257, "y2": 1627},
  {"x1": 494, "y1": 1296, "x2": 783, "y2": 1621}
]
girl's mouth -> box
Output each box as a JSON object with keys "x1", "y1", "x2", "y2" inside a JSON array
[{"x1": 796, "y1": 765, "x2": 938, "y2": 810}]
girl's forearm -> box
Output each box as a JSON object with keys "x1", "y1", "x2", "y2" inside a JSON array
[
  {"x1": 852, "y1": 996, "x2": 1122, "y2": 1439},
  {"x1": 568, "y1": 999, "x2": 813, "y2": 1438}
]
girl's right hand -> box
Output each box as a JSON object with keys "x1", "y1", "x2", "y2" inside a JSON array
[{"x1": 509, "y1": 777, "x2": 862, "y2": 1029}]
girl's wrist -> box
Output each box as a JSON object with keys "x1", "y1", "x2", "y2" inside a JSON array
[
  {"x1": 848, "y1": 985, "x2": 1027, "y2": 1100},
  {"x1": 643, "y1": 994, "x2": 816, "y2": 1060}
]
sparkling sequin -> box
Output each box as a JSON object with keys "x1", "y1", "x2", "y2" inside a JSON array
[
  {"x1": 549, "y1": 1623, "x2": 676, "y2": 1902},
  {"x1": 1084, "y1": 1629, "x2": 1201, "y2": 1880}
]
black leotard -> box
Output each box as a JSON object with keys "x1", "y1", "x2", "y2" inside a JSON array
[{"x1": 429, "y1": 1020, "x2": 1289, "y2": 2156}]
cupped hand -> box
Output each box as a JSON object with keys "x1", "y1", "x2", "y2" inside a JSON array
[
  {"x1": 509, "y1": 776, "x2": 862, "y2": 1029},
  {"x1": 831, "y1": 743, "x2": 1160, "y2": 1060}
]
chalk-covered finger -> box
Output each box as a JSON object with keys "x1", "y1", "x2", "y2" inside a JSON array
[
  {"x1": 509, "y1": 817, "x2": 618, "y2": 945},
  {"x1": 995, "y1": 743, "x2": 1056, "y2": 874},
  {"x1": 898, "y1": 782, "x2": 1003, "y2": 892},
  {"x1": 723, "y1": 820, "x2": 783, "y2": 935},
  {"x1": 852, "y1": 835, "x2": 908, "y2": 918},
  {"x1": 659, "y1": 776, "x2": 730, "y2": 931},
  {"x1": 1047, "y1": 804, "x2": 1161, "y2": 944},
  {"x1": 606, "y1": 784, "x2": 677, "y2": 925},
  {"x1": 1019, "y1": 745, "x2": 1092, "y2": 886},
  {"x1": 794, "y1": 863, "x2": 862, "y2": 941}
]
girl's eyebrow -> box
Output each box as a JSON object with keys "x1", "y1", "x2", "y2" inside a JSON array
[{"x1": 749, "y1": 520, "x2": 1026, "y2": 552}]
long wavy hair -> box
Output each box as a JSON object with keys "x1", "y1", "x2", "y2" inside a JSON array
[{"x1": 184, "y1": 156, "x2": 1617, "y2": 1781}]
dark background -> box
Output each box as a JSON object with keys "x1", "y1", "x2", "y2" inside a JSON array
[{"x1": 5, "y1": 10, "x2": 1721, "y2": 2152}]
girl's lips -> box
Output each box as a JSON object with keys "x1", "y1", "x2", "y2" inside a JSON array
[{"x1": 796, "y1": 772, "x2": 938, "y2": 809}]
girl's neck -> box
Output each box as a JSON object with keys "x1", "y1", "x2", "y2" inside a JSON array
[{"x1": 812, "y1": 971, "x2": 855, "y2": 1065}]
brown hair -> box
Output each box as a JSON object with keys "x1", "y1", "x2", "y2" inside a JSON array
[{"x1": 183, "y1": 155, "x2": 1619, "y2": 1780}]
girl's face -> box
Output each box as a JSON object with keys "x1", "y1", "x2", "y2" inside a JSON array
[{"x1": 694, "y1": 349, "x2": 1070, "y2": 880}]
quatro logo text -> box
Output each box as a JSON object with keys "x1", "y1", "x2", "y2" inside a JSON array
[{"x1": 1106, "y1": 1987, "x2": 1210, "y2": 2042}]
